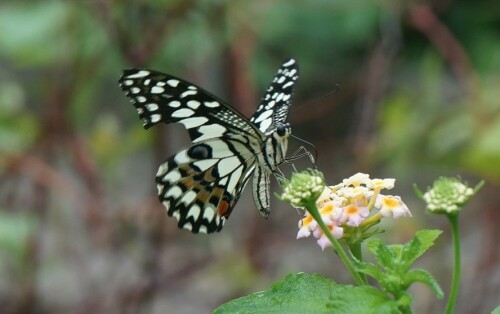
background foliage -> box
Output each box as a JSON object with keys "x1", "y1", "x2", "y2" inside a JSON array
[{"x1": 0, "y1": 0, "x2": 499, "y2": 313}]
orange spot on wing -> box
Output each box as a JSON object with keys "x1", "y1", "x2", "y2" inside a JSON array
[{"x1": 217, "y1": 200, "x2": 230, "y2": 217}]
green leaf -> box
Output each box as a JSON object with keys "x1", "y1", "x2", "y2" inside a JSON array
[
  {"x1": 355, "y1": 261, "x2": 384, "y2": 281},
  {"x1": 214, "y1": 273, "x2": 396, "y2": 314},
  {"x1": 403, "y1": 269, "x2": 444, "y2": 299},
  {"x1": 366, "y1": 238, "x2": 396, "y2": 270},
  {"x1": 491, "y1": 305, "x2": 500, "y2": 314},
  {"x1": 400, "y1": 230, "x2": 442, "y2": 270}
]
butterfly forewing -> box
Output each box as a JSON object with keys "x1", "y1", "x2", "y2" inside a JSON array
[
  {"x1": 250, "y1": 58, "x2": 299, "y2": 134},
  {"x1": 119, "y1": 70, "x2": 264, "y2": 143},
  {"x1": 119, "y1": 58, "x2": 299, "y2": 233}
]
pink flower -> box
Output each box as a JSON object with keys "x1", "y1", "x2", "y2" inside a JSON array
[{"x1": 340, "y1": 204, "x2": 369, "y2": 227}]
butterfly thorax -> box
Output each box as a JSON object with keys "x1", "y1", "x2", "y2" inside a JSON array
[{"x1": 258, "y1": 123, "x2": 291, "y2": 172}]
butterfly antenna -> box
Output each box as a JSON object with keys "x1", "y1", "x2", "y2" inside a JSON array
[{"x1": 291, "y1": 84, "x2": 340, "y2": 114}]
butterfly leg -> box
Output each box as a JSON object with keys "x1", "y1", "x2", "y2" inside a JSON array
[{"x1": 284, "y1": 146, "x2": 316, "y2": 168}]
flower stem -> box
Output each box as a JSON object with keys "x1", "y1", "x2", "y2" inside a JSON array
[
  {"x1": 349, "y1": 243, "x2": 367, "y2": 284},
  {"x1": 445, "y1": 214, "x2": 461, "y2": 314},
  {"x1": 305, "y1": 200, "x2": 365, "y2": 286}
]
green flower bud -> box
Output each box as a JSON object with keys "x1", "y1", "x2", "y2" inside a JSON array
[
  {"x1": 280, "y1": 169, "x2": 325, "y2": 208},
  {"x1": 422, "y1": 177, "x2": 478, "y2": 215}
]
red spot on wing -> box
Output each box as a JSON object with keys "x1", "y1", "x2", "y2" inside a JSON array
[{"x1": 217, "y1": 200, "x2": 230, "y2": 217}]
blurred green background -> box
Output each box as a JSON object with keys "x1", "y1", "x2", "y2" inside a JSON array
[{"x1": 0, "y1": 0, "x2": 499, "y2": 313}]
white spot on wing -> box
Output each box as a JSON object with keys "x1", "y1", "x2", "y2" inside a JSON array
[
  {"x1": 283, "y1": 81, "x2": 294, "y2": 89},
  {"x1": 150, "y1": 114, "x2": 161, "y2": 123},
  {"x1": 156, "y1": 163, "x2": 169, "y2": 176},
  {"x1": 157, "y1": 184, "x2": 164, "y2": 194},
  {"x1": 181, "y1": 90, "x2": 197, "y2": 98},
  {"x1": 146, "y1": 103, "x2": 159, "y2": 111},
  {"x1": 124, "y1": 80, "x2": 133, "y2": 86},
  {"x1": 193, "y1": 124, "x2": 226, "y2": 142},
  {"x1": 187, "y1": 100, "x2": 201, "y2": 109},
  {"x1": 167, "y1": 79, "x2": 179, "y2": 87},
  {"x1": 179, "y1": 117, "x2": 208, "y2": 129},
  {"x1": 183, "y1": 222, "x2": 193, "y2": 231},
  {"x1": 283, "y1": 59, "x2": 295, "y2": 67},
  {"x1": 204, "y1": 101, "x2": 220, "y2": 108},
  {"x1": 186, "y1": 204, "x2": 201, "y2": 220},
  {"x1": 166, "y1": 186, "x2": 182, "y2": 198},
  {"x1": 169, "y1": 100, "x2": 181, "y2": 108},
  {"x1": 126, "y1": 70, "x2": 149, "y2": 79},
  {"x1": 199, "y1": 225, "x2": 207, "y2": 234},
  {"x1": 172, "y1": 209, "x2": 180, "y2": 220},
  {"x1": 136, "y1": 96, "x2": 146, "y2": 103},
  {"x1": 151, "y1": 86, "x2": 164, "y2": 94},
  {"x1": 259, "y1": 119, "x2": 272, "y2": 132},
  {"x1": 162, "y1": 200, "x2": 170, "y2": 210},
  {"x1": 203, "y1": 206, "x2": 215, "y2": 221},
  {"x1": 131, "y1": 87, "x2": 140, "y2": 94},
  {"x1": 254, "y1": 109, "x2": 273, "y2": 123},
  {"x1": 174, "y1": 150, "x2": 190, "y2": 164},
  {"x1": 162, "y1": 170, "x2": 181, "y2": 183},
  {"x1": 172, "y1": 108, "x2": 194, "y2": 118},
  {"x1": 182, "y1": 191, "x2": 197, "y2": 206}
]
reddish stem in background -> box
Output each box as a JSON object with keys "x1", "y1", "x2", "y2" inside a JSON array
[{"x1": 408, "y1": 4, "x2": 479, "y2": 98}]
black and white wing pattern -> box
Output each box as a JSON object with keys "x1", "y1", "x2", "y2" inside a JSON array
[
  {"x1": 250, "y1": 58, "x2": 299, "y2": 134},
  {"x1": 118, "y1": 58, "x2": 299, "y2": 233}
]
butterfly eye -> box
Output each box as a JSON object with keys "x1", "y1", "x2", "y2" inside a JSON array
[{"x1": 277, "y1": 124, "x2": 287, "y2": 136}]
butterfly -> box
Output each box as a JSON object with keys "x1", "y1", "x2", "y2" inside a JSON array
[{"x1": 119, "y1": 58, "x2": 302, "y2": 233}]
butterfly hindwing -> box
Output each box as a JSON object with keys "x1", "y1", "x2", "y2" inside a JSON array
[{"x1": 155, "y1": 139, "x2": 256, "y2": 233}]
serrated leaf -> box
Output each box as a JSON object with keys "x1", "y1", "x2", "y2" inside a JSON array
[
  {"x1": 400, "y1": 230, "x2": 442, "y2": 269},
  {"x1": 403, "y1": 269, "x2": 444, "y2": 299},
  {"x1": 213, "y1": 273, "x2": 395, "y2": 314},
  {"x1": 366, "y1": 238, "x2": 396, "y2": 270},
  {"x1": 355, "y1": 261, "x2": 384, "y2": 281}
]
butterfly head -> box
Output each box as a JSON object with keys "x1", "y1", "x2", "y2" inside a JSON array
[
  {"x1": 276, "y1": 123, "x2": 291, "y2": 138},
  {"x1": 260, "y1": 122, "x2": 291, "y2": 171}
]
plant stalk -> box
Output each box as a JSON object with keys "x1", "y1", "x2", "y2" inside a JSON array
[
  {"x1": 305, "y1": 200, "x2": 365, "y2": 286},
  {"x1": 445, "y1": 214, "x2": 461, "y2": 314}
]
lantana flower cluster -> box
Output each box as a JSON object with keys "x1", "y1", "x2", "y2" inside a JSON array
[{"x1": 297, "y1": 173, "x2": 412, "y2": 250}]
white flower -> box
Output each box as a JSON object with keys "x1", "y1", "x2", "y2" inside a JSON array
[
  {"x1": 342, "y1": 172, "x2": 371, "y2": 187},
  {"x1": 367, "y1": 178, "x2": 395, "y2": 190},
  {"x1": 375, "y1": 195, "x2": 412, "y2": 218}
]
